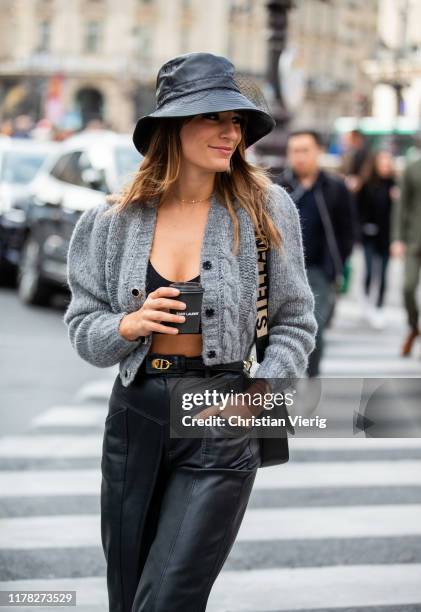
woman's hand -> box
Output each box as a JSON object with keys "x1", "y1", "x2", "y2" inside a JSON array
[{"x1": 119, "y1": 286, "x2": 187, "y2": 340}]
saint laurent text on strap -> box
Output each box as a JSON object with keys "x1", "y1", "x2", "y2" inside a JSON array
[{"x1": 255, "y1": 235, "x2": 269, "y2": 355}]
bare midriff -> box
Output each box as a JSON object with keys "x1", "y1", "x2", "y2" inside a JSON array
[
  {"x1": 150, "y1": 332, "x2": 203, "y2": 357},
  {"x1": 148, "y1": 197, "x2": 211, "y2": 357}
]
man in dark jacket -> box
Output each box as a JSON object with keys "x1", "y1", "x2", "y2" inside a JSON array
[{"x1": 275, "y1": 129, "x2": 356, "y2": 376}]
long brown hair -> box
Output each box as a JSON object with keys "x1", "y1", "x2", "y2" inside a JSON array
[
  {"x1": 359, "y1": 149, "x2": 395, "y2": 189},
  {"x1": 105, "y1": 116, "x2": 282, "y2": 254}
]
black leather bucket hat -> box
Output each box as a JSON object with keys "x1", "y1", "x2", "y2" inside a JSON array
[{"x1": 133, "y1": 52, "x2": 275, "y2": 156}]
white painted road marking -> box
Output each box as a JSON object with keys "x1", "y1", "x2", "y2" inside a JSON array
[
  {"x1": 2, "y1": 504, "x2": 421, "y2": 549},
  {"x1": 0, "y1": 435, "x2": 102, "y2": 458},
  {"x1": 2, "y1": 460, "x2": 421, "y2": 497},
  {"x1": 1, "y1": 565, "x2": 421, "y2": 611},
  {"x1": 31, "y1": 406, "x2": 106, "y2": 428}
]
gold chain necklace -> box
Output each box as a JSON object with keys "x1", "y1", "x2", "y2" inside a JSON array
[{"x1": 174, "y1": 192, "x2": 213, "y2": 204}]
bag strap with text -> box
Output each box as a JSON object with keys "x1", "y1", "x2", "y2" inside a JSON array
[{"x1": 255, "y1": 233, "x2": 270, "y2": 362}]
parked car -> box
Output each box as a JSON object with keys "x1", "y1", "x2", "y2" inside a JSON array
[
  {"x1": 0, "y1": 137, "x2": 58, "y2": 281},
  {"x1": 8, "y1": 131, "x2": 143, "y2": 305}
]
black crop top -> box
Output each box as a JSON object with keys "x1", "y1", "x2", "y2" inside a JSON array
[{"x1": 146, "y1": 260, "x2": 200, "y2": 294}]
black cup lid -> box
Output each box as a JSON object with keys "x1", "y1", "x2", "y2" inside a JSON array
[{"x1": 169, "y1": 281, "x2": 203, "y2": 293}]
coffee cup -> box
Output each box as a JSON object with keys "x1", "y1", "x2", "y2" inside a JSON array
[{"x1": 167, "y1": 281, "x2": 204, "y2": 334}]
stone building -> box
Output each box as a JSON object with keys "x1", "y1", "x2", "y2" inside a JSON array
[
  {"x1": 0, "y1": 0, "x2": 234, "y2": 131},
  {"x1": 0, "y1": 0, "x2": 379, "y2": 134},
  {"x1": 287, "y1": 0, "x2": 379, "y2": 130},
  {"x1": 363, "y1": 0, "x2": 421, "y2": 122}
]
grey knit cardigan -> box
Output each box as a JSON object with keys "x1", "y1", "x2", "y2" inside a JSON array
[{"x1": 63, "y1": 183, "x2": 317, "y2": 387}]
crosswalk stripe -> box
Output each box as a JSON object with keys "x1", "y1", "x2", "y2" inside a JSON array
[
  {"x1": 253, "y1": 460, "x2": 421, "y2": 488},
  {"x1": 0, "y1": 470, "x2": 100, "y2": 497},
  {"x1": 75, "y1": 380, "x2": 114, "y2": 402},
  {"x1": 0, "y1": 435, "x2": 102, "y2": 458},
  {"x1": 326, "y1": 328, "x2": 406, "y2": 338},
  {"x1": 2, "y1": 504, "x2": 421, "y2": 549},
  {"x1": 1, "y1": 460, "x2": 421, "y2": 497},
  {"x1": 325, "y1": 347, "x2": 416, "y2": 359},
  {"x1": 325, "y1": 334, "x2": 405, "y2": 344},
  {"x1": 290, "y1": 437, "x2": 421, "y2": 449},
  {"x1": 0, "y1": 515, "x2": 99, "y2": 549},
  {"x1": 207, "y1": 563, "x2": 421, "y2": 611},
  {"x1": 0, "y1": 577, "x2": 107, "y2": 609},
  {"x1": 1, "y1": 431, "x2": 420, "y2": 459},
  {"x1": 237, "y1": 504, "x2": 421, "y2": 541},
  {"x1": 321, "y1": 358, "x2": 421, "y2": 376},
  {"x1": 31, "y1": 406, "x2": 106, "y2": 428},
  {"x1": 1, "y1": 564, "x2": 421, "y2": 611}
]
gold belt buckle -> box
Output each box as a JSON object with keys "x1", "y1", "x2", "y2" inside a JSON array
[{"x1": 151, "y1": 358, "x2": 172, "y2": 370}]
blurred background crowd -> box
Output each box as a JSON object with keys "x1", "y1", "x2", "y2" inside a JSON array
[{"x1": 1, "y1": 0, "x2": 421, "y2": 377}]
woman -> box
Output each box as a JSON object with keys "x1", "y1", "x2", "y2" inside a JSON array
[
  {"x1": 357, "y1": 149, "x2": 396, "y2": 328},
  {"x1": 64, "y1": 52, "x2": 316, "y2": 612}
]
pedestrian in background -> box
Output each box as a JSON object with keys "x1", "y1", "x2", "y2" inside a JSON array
[
  {"x1": 275, "y1": 130, "x2": 355, "y2": 377},
  {"x1": 0, "y1": 119, "x2": 14, "y2": 137},
  {"x1": 357, "y1": 150, "x2": 396, "y2": 329},
  {"x1": 340, "y1": 128, "x2": 371, "y2": 194},
  {"x1": 11, "y1": 114, "x2": 34, "y2": 139},
  {"x1": 391, "y1": 154, "x2": 421, "y2": 357}
]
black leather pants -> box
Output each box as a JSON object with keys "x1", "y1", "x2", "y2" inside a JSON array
[{"x1": 100, "y1": 367, "x2": 261, "y2": 612}]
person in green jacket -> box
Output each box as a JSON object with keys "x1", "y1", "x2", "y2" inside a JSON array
[{"x1": 391, "y1": 156, "x2": 421, "y2": 356}]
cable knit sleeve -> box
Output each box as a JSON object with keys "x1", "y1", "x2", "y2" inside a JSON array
[
  {"x1": 63, "y1": 202, "x2": 145, "y2": 368},
  {"x1": 254, "y1": 183, "x2": 317, "y2": 383}
]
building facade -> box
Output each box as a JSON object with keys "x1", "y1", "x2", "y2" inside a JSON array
[
  {"x1": 287, "y1": 0, "x2": 379, "y2": 131},
  {"x1": 363, "y1": 0, "x2": 421, "y2": 122},
  {"x1": 0, "y1": 0, "x2": 379, "y2": 134},
  {"x1": 0, "y1": 0, "x2": 233, "y2": 131}
]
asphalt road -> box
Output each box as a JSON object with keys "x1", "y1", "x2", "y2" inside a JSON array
[{"x1": 0, "y1": 287, "x2": 107, "y2": 436}]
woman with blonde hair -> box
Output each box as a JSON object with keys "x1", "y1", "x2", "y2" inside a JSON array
[{"x1": 64, "y1": 52, "x2": 316, "y2": 612}]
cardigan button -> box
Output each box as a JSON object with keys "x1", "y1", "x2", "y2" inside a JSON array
[
  {"x1": 202, "y1": 261, "x2": 212, "y2": 270},
  {"x1": 207, "y1": 350, "x2": 216, "y2": 358},
  {"x1": 131, "y1": 287, "x2": 143, "y2": 298},
  {"x1": 205, "y1": 308, "x2": 214, "y2": 317}
]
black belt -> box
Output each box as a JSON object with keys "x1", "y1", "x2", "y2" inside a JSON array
[{"x1": 140, "y1": 354, "x2": 245, "y2": 375}]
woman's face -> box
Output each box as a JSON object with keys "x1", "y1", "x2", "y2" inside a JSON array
[
  {"x1": 179, "y1": 111, "x2": 244, "y2": 172},
  {"x1": 375, "y1": 151, "x2": 394, "y2": 178}
]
